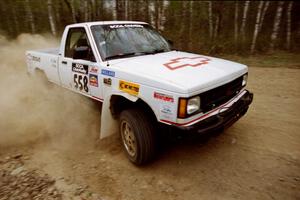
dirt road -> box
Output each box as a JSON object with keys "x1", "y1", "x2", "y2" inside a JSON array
[{"x1": 0, "y1": 35, "x2": 299, "y2": 200}]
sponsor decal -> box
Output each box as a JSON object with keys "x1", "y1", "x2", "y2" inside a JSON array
[
  {"x1": 161, "y1": 105, "x2": 172, "y2": 115},
  {"x1": 163, "y1": 56, "x2": 210, "y2": 70},
  {"x1": 159, "y1": 104, "x2": 176, "y2": 121},
  {"x1": 89, "y1": 74, "x2": 98, "y2": 87},
  {"x1": 32, "y1": 56, "x2": 41, "y2": 62},
  {"x1": 154, "y1": 92, "x2": 174, "y2": 103},
  {"x1": 103, "y1": 78, "x2": 112, "y2": 86},
  {"x1": 89, "y1": 66, "x2": 98, "y2": 73},
  {"x1": 72, "y1": 63, "x2": 88, "y2": 74},
  {"x1": 119, "y1": 80, "x2": 139, "y2": 96},
  {"x1": 101, "y1": 69, "x2": 115, "y2": 77},
  {"x1": 110, "y1": 24, "x2": 143, "y2": 29}
]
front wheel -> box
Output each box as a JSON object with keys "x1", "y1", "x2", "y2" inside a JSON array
[{"x1": 119, "y1": 108, "x2": 156, "y2": 165}]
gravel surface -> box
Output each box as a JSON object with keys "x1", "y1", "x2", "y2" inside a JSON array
[
  {"x1": 0, "y1": 154, "x2": 61, "y2": 200},
  {"x1": 0, "y1": 154, "x2": 102, "y2": 200}
]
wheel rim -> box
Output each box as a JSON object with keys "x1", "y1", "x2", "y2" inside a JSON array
[{"x1": 120, "y1": 120, "x2": 137, "y2": 157}]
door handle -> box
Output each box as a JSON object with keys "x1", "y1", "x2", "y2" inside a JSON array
[{"x1": 62, "y1": 61, "x2": 67, "y2": 64}]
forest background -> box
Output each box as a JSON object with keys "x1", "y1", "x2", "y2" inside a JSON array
[{"x1": 0, "y1": 0, "x2": 299, "y2": 55}]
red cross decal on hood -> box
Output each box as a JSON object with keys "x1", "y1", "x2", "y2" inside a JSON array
[{"x1": 163, "y1": 56, "x2": 210, "y2": 70}]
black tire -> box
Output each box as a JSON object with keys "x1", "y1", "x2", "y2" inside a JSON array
[{"x1": 119, "y1": 108, "x2": 156, "y2": 165}]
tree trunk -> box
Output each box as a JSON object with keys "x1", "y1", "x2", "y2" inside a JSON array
[
  {"x1": 154, "y1": 0, "x2": 160, "y2": 30},
  {"x1": 55, "y1": 0, "x2": 63, "y2": 28},
  {"x1": 64, "y1": 0, "x2": 77, "y2": 23},
  {"x1": 25, "y1": 0, "x2": 36, "y2": 34},
  {"x1": 213, "y1": 14, "x2": 220, "y2": 41},
  {"x1": 124, "y1": 0, "x2": 128, "y2": 20},
  {"x1": 116, "y1": 0, "x2": 126, "y2": 20},
  {"x1": 148, "y1": 1, "x2": 155, "y2": 27},
  {"x1": 250, "y1": 1, "x2": 264, "y2": 54},
  {"x1": 47, "y1": 0, "x2": 57, "y2": 36},
  {"x1": 188, "y1": 1, "x2": 193, "y2": 50},
  {"x1": 84, "y1": 0, "x2": 89, "y2": 21},
  {"x1": 258, "y1": 1, "x2": 269, "y2": 33},
  {"x1": 145, "y1": 0, "x2": 150, "y2": 23},
  {"x1": 240, "y1": 1, "x2": 250, "y2": 44},
  {"x1": 96, "y1": 0, "x2": 103, "y2": 19},
  {"x1": 270, "y1": 1, "x2": 284, "y2": 52},
  {"x1": 208, "y1": 1, "x2": 213, "y2": 40},
  {"x1": 90, "y1": 0, "x2": 96, "y2": 20},
  {"x1": 157, "y1": 0, "x2": 169, "y2": 31},
  {"x1": 11, "y1": 1, "x2": 19, "y2": 35},
  {"x1": 286, "y1": 1, "x2": 293, "y2": 50},
  {"x1": 112, "y1": 0, "x2": 117, "y2": 20},
  {"x1": 178, "y1": 1, "x2": 187, "y2": 49},
  {"x1": 234, "y1": 1, "x2": 239, "y2": 45}
]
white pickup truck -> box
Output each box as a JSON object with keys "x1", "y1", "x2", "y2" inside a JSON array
[{"x1": 26, "y1": 21, "x2": 253, "y2": 165}]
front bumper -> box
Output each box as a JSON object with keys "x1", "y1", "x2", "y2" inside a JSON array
[{"x1": 177, "y1": 90, "x2": 253, "y2": 133}]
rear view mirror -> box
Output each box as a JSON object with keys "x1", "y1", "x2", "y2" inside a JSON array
[{"x1": 73, "y1": 46, "x2": 89, "y2": 60}]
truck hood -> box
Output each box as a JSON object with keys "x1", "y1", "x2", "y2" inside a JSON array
[{"x1": 109, "y1": 51, "x2": 247, "y2": 94}]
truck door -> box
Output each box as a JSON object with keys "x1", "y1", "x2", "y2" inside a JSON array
[{"x1": 59, "y1": 27, "x2": 100, "y2": 98}]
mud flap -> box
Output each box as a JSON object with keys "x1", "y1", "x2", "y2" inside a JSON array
[{"x1": 100, "y1": 96, "x2": 118, "y2": 139}]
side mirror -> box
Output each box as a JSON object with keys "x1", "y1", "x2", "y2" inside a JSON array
[{"x1": 73, "y1": 46, "x2": 89, "y2": 60}]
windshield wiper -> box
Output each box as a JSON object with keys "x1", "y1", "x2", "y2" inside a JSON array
[{"x1": 105, "y1": 52, "x2": 136, "y2": 60}]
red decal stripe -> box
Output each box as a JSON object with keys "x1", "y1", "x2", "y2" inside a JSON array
[{"x1": 92, "y1": 96, "x2": 103, "y2": 102}]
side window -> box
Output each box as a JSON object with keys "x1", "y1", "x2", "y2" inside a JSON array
[{"x1": 65, "y1": 28, "x2": 96, "y2": 62}]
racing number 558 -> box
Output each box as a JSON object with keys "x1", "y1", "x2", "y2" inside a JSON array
[{"x1": 74, "y1": 74, "x2": 89, "y2": 92}]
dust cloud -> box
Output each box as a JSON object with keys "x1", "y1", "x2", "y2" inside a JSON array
[{"x1": 0, "y1": 34, "x2": 101, "y2": 152}]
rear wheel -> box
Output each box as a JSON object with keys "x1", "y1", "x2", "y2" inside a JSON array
[{"x1": 119, "y1": 108, "x2": 156, "y2": 165}]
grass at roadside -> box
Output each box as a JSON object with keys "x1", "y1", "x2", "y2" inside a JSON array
[{"x1": 220, "y1": 52, "x2": 300, "y2": 68}]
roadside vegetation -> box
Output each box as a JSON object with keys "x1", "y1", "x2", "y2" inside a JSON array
[{"x1": 222, "y1": 51, "x2": 300, "y2": 68}]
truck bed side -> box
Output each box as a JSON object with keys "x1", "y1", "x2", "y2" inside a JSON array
[{"x1": 26, "y1": 48, "x2": 61, "y2": 85}]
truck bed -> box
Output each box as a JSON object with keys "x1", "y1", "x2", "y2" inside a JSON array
[{"x1": 26, "y1": 48, "x2": 60, "y2": 84}]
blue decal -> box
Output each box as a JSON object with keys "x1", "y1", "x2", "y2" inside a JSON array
[{"x1": 101, "y1": 69, "x2": 115, "y2": 77}]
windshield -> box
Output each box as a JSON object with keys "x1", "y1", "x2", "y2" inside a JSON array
[{"x1": 91, "y1": 24, "x2": 171, "y2": 61}]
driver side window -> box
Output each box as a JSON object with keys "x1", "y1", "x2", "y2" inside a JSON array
[{"x1": 65, "y1": 28, "x2": 95, "y2": 61}]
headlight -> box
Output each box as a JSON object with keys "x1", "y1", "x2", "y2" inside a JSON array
[
  {"x1": 242, "y1": 73, "x2": 248, "y2": 86},
  {"x1": 178, "y1": 96, "x2": 201, "y2": 118},
  {"x1": 187, "y1": 96, "x2": 201, "y2": 114}
]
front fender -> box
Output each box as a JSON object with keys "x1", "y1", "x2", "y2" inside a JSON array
[{"x1": 100, "y1": 91, "x2": 138, "y2": 139}]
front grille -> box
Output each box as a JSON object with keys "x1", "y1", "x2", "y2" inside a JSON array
[{"x1": 200, "y1": 76, "x2": 243, "y2": 113}]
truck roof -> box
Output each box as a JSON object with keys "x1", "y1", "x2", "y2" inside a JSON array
[{"x1": 67, "y1": 21, "x2": 148, "y2": 28}]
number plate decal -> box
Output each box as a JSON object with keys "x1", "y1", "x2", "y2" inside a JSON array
[{"x1": 72, "y1": 63, "x2": 89, "y2": 93}]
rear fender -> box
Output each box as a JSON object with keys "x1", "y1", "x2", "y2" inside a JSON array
[{"x1": 26, "y1": 51, "x2": 43, "y2": 75}]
